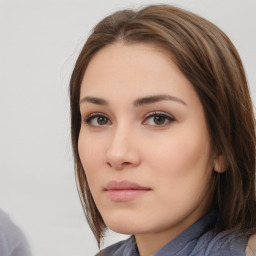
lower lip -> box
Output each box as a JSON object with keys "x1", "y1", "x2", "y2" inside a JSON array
[{"x1": 105, "y1": 189, "x2": 150, "y2": 202}]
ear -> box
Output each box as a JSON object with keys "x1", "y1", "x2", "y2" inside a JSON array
[{"x1": 213, "y1": 155, "x2": 227, "y2": 173}]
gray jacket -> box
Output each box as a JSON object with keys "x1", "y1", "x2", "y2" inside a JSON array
[
  {"x1": 0, "y1": 209, "x2": 31, "y2": 256},
  {"x1": 96, "y1": 210, "x2": 250, "y2": 256}
]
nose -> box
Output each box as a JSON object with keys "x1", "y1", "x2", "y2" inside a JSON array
[{"x1": 105, "y1": 126, "x2": 141, "y2": 170}]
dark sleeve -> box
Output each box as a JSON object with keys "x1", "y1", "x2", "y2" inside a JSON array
[{"x1": 0, "y1": 209, "x2": 32, "y2": 256}]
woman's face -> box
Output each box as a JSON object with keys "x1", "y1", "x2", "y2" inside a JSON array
[{"x1": 78, "y1": 43, "x2": 214, "y2": 239}]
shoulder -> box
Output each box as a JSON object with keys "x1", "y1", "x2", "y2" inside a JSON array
[
  {"x1": 95, "y1": 236, "x2": 137, "y2": 256},
  {"x1": 192, "y1": 230, "x2": 248, "y2": 256},
  {"x1": 0, "y1": 208, "x2": 31, "y2": 256}
]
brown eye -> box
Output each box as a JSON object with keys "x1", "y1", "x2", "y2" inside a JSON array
[
  {"x1": 153, "y1": 116, "x2": 166, "y2": 125},
  {"x1": 143, "y1": 112, "x2": 175, "y2": 127},
  {"x1": 97, "y1": 116, "x2": 108, "y2": 125},
  {"x1": 85, "y1": 114, "x2": 111, "y2": 127}
]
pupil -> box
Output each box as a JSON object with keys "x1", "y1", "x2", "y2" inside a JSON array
[
  {"x1": 154, "y1": 116, "x2": 165, "y2": 125},
  {"x1": 97, "y1": 117, "x2": 107, "y2": 125}
]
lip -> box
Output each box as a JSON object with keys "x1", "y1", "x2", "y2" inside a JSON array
[{"x1": 104, "y1": 180, "x2": 151, "y2": 202}]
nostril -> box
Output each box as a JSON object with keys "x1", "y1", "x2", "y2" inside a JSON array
[{"x1": 106, "y1": 160, "x2": 132, "y2": 169}]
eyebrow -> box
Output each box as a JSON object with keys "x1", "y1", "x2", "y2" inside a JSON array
[
  {"x1": 133, "y1": 94, "x2": 187, "y2": 107},
  {"x1": 79, "y1": 94, "x2": 187, "y2": 106},
  {"x1": 80, "y1": 96, "x2": 108, "y2": 105}
]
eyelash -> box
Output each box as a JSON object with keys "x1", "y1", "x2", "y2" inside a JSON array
[
  {"x1": 83, "y1": 112, "x2": 111, "y2": 126},
  {"x1": 143, "y1": 111, "x2": 175, "y2": 127},
  {"x1": 83, "y1": 111, "x2": 175, "y2": 127}
]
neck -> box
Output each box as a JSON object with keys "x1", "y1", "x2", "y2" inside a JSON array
[{"x1": 134, "y1": 206, "x2": 211, "y2": 256}]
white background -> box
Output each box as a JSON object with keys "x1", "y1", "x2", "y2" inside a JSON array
[{"x1": 0, "y1": 0, "x2": 255, "y2": 255}]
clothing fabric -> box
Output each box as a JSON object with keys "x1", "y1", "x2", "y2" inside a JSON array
[
  {"x1": 96, "y1": 210, "x2": 249, "y2": 256},
  {"x1": 0, "y1": 208, "x2": 32, "y2": 256}
]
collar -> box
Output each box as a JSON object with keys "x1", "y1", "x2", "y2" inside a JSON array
[{"x1": 126, "y1": 210, "x2": 218, "y2": 256}]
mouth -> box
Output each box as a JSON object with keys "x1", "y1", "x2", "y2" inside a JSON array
[{"x1": 104, "y1": 180, "x2": 151, "y2": 202}]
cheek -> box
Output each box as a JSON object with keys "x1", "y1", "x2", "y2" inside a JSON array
[
  {"x1": 78, "y1": 132, "x2": 102, "y2": 182},
  {"x1": 146, "y1": 133, "x2": 213, "y2": 219},
  {"x1": 78, "y1": 133, "x2": 90, "y2": 168},
  {"x1": 145, "y1": 125, "x2": 213, "y2": 187},
  {"x1": 78, "y1": 132, "x2": 106, "y2": 207}
]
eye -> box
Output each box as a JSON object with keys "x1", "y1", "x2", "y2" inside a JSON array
[
  {"x1": 143, "y1": 112, "x2": 175, "y2": 127},
  {"x1": 84, "y1": 113, "x2": 111, "y2": 127}
]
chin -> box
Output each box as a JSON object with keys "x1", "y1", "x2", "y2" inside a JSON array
[
  {"x1": 109, "y1": 226, "x2": 135, "y2": 235},
  {"x1": 104, "y1": 215, "x2": 146, "y2": 235}
]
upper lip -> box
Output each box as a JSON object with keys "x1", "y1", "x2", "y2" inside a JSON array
[{"x1": 104, "y1": 180, "x2": 151, "y2": 191}]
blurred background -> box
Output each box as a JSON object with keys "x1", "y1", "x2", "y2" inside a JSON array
[{"x1": 0, "y1": 0, "x2": 255, "y2": 255}]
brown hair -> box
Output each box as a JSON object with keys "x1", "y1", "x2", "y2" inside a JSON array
[{"x1": 69, "y1": 4, "x2": 256, "y2": 247}]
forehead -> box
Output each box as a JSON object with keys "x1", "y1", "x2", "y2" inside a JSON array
[{"x1": 80, "y1": 42, "x2": 198, "y2": 107}]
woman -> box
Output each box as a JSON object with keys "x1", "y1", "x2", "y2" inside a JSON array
[{"x1": 69, "y1": 5, "x2": 256, "y2": 256}]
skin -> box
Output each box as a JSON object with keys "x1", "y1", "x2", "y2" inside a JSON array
[{"x1": 78, "y1": 42, "x2": 216, "y2": 256}]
